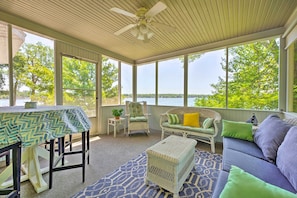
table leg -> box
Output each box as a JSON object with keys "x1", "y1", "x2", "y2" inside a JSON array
[
  {"x1": 114, "y1": 123, "x2": 117, "y2": 137},
  {"x1": 0, "y1": 145, "x2": 60, "y2": 193},
  {"x1": 107, "y1": 122, "x2": 110, "y2": 135},
  {"x1": 124, "y1": 122, "x2": 126, "y2": 135}
]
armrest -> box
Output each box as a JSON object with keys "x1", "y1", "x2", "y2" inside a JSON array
[{"x1": 160, "y1": 113, "x2": 168, "y2": 127}]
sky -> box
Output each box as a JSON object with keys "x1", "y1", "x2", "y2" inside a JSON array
[{"x1": 24, "y1": 31, "x2": 224, "y2": 95}]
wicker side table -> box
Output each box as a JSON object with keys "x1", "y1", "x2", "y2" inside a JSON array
[{"x1": 145, "y1": 135, "x2": 197, "y2": 198}]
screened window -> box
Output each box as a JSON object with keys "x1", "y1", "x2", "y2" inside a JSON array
[
  {"x1": 188, "y1": 50, "x2": 225, "y2": 107},
  {"x1": 227, "y1": 39, "x2": 279, "y2": 110},
  {"x1": 12, "y1": 29, "x2": 55, "y2": 106},
  {"x1": 62, "y1": 56, "x2": 96, "y2": 117},
  {"x1": 101, "y1": 56, "x2": 119, "y2": 105},
  {"x1": 0, "y1": 23, "x2": 9, "y2": 106},
  {"x1": 137, "y1": 63, "x2": 155, "y2": 105},
  {"x1": 121, "y1": 62, "x2": 132, "y2": 104},
  {"x1": 158, "y1": 57, "x2": 184, "y2": 106}
]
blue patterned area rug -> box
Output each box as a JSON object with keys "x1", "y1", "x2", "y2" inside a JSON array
[{"x1": 72, "y1": 150, "x2": 222, "y2": 198}]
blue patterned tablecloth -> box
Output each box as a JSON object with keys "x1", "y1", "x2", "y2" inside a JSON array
[{"x1": 0, "y1": 105, "x2": 91, "y2": 147}]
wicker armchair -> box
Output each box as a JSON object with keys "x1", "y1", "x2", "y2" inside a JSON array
[{"x1": 125, "y1": 101, "x2": 150, "y2": 136}]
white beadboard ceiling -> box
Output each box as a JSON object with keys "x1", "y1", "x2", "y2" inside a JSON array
[{"x1": 0, "y1": 0, "x2": 296, "y2": 63}]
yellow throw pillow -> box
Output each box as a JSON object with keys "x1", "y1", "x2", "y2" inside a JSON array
[{"x1": 183, "y1": 113, "x2": 200, "y2": 127}]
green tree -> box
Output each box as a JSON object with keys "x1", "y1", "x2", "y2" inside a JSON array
[
  {"x1": 13, "y1": 42, "x2": 55, "y2": 105},
  {"x1": 62, "y1": 57, "x2": 96, "y2": 115},
  {"x1": 101, "y1": 57, "x2": 118, "y2": 104},
  {"x1": 195, "y1": 39, "x2": 279, "y2": 110},
  {"x1": 0, "y1": 64, "x2": 7, "y2": 90}
]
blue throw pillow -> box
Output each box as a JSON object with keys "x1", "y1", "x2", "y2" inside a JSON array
[
  {"x1": 254, "y1": 114, "x2": 292, "y2": 163},
  {"x1": 276, "y1": 126, "x2": 297, "y2": 192}
]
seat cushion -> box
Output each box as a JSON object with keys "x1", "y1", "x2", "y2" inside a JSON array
[
  {"x1": 162, "y1": 122, "x2": 215, "y2": 135},
  {"x1": 223, "y1": 137, "x2": 265, "y2": 160},
  {"x1": 129, "y1": 116, "x2": 147, "y2": 122},
  {"x1": 130, "y1": 116, "x2": 147, "y2": 122},
  {"x1": 212, "y1": 170, "x2": 229, "y2": 198},
  {"x1": 254, "y1": 114, "x2": 292, "y2": 163},
  {"x1": 222, "y1": 149, "x2": 296, "y2": 193}
]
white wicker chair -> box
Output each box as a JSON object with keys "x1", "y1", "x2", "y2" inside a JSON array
[{"x1": 125, "y1": 101, "x2": 150, "y2": 135}]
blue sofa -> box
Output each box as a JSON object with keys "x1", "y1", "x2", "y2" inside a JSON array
[{"x1": 212, "y1": 115, "x2": 297, "y2": 197}]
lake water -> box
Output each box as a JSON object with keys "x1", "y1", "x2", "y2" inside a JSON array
[
  {"x1": 126, "y1": 97, "x2": 197, "y2": 106},
  {"x1": 0, "y1": 98, "x2": 197, "y2": 107},
  {"x1": 0, "y1": 98, "x2": 31, "y2": 106}
]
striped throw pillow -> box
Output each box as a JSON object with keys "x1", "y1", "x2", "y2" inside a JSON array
[
  {"x1": 168, "y1": 114, "x2": 180, "y2": 124},
  {"x1": 203, "y1": 118, "x2": 214, "y2": 128}
]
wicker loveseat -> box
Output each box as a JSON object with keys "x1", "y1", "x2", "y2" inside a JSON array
[{"x1": 160, "y1": 107, "x2": 221, "y2": 153}]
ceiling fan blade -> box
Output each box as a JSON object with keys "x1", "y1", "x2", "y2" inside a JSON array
[
  {"x1": 114, "y1": 24, "x2": 136, "y2": 36},
  {"x1": 151, "y1": 21, "x2": 176, "y2": 32},
  {"x1": 145, "y1": 1, "x2": 167, "y2": 18},
  {"x1": 110, "y1": 7, "x2": 137, "y2": 18}
]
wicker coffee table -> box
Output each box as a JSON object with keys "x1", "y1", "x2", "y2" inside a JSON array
[{"x1": 145, "y1": 135, "x2": 197, "y2": 198}]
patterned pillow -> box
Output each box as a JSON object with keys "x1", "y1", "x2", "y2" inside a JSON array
[
  {"x1": 203, "y1": 118, "x2": 214, "y2": 129},
  {"x1": 129, "y1": 102, "x2": 144, "y2": 117},
  {"x1": 167, "y1": 114, "x2": 180, "y2": 124}
]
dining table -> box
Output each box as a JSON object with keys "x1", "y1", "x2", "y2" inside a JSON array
[{"x1": 0, "y1": 105, "x2": 91, "y2": 193}]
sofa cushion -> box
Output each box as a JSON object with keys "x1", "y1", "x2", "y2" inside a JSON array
[
  {"x1": 254, "y1": 114, "x2": 292, "y2": 163},
  {"x1": 221, "y1": 120, "x2": 253, "y2": 141},
  {"x1": 167, "y1": 113, "x2": 180, "y2": 124},
  {"x1": 183, "y1": 113, "x2": 200, "y2": 127},
  {"x1": 223, "y1": 137, "x2": 265, "y2": 160},
  {"x1": 277, "y1": 126, "x2": 297, "y2": 192},
  {"x1": 222, "y1": 149, "x2": 296, "y2": 193},
  {"x1": 129, "y1": 116, "x2": 147, "y2": 122},
  {"x1": 212, "y1": 170, "x2": 229, "y2": 198},
  {"x1": 161, "y1": 123, "x2": 215, "y2": 134},
  {"x1": 220, "y1": 166, "x2": 297, "y2": 198}
]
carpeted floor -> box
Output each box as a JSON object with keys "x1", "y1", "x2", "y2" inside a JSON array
[
  {"x1": 71, "y1": 149, "x2": 222, "y2": 198},
  {"x1": 17, "y1": 130, "x2": 222, "y2": 198}
]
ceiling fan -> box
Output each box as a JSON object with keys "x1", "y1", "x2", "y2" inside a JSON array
[{"x1": 110, "y1": 1, "x2": 176, "y2": 42}]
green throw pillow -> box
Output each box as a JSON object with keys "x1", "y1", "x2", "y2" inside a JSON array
[
  {"x1": 203, "y1": 117, "x2": 214, "y2": 129},
  {"x1": 167, "y1": 114, "x2": 180, "y2": 124},
  {"x1": 220, "y1": 166, "x2": 297, "y2": 198},
  {"x1": 221, "y1": 120, "x2": 253, "y2": 141}
]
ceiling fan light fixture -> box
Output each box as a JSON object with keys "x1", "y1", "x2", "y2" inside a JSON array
[
  {"x1": 139, "y1": 24, "x2": 148, "y2": 34},
  {"x1": 137, "y1": 32, "x2": 145, "y2": 40},
  {"x1": 147, "y1": 31, "x2": 154, "y2": 39},
  {"x1": 130, "y1": 27, "x2": 138, "y2": 37}
]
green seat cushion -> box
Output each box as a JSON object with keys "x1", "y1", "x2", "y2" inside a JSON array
[
  {"x1": 221, "y1": 120, "x2": 253, "y2": 141},
  {"x1": 220, "y1": 166, "x2": 297, "y2": 198},
  {"x1": 162, "y1": 122, "x2": 215, "y2": 135},
  {"x1": 129, "y1": 116, "x2": 147, "y2": 122}
]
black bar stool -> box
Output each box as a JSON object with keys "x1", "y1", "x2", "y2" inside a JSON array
[
  {"x1": 48, "y1": 130, "x2": 90, "y2": 189},
  {"x1": 0, "y1": 124, "x2": 22, "y2": 198}
]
